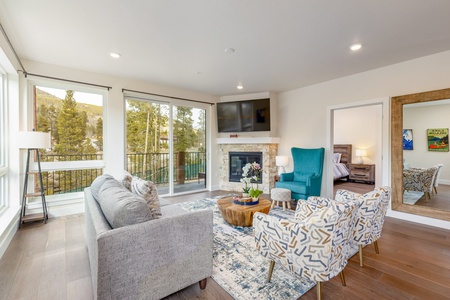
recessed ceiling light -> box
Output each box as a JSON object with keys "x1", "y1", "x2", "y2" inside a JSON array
[
  {"x1": 349, "y1": 43, "x2": 362, "y2": 51},
  {"x1": 110, "y1": 52, "x2": 121, "y2": 58},
  {"x1": 237, "y1": 84, "x2": 243, "y2": 90},
  {"x1": 225, "y1": 48, "x2": 235, "y2": 54}
]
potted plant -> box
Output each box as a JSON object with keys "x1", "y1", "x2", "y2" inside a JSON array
[{"x1": 248, "y1": 187, "x2": 263, "y2": 201}]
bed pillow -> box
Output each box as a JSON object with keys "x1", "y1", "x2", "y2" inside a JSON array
[
  {"x1": 130, "y1": 176, "x2": 162, "y2": 219},
  {"x1": 333, "y1": 153, "x2": 342, "y2": 163}
]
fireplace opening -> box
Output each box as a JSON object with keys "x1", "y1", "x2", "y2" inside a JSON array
[{"x1": 229, "y1": 152, "x2": 263, "y2": 182}]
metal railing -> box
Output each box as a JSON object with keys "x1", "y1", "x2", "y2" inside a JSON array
[{"x1": 38, "y1": 151, "x2": 206, "y2": 195}]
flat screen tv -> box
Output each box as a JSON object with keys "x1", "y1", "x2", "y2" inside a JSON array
[{"x1": 217, "y1": 98, "x2": 271, "y2": 132}]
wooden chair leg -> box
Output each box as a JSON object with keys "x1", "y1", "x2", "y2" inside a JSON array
[
  {"x1": 287, "y1": 200, "x2": 291, "y2": 210},
  {"x1": 199, "y1": 278, "x2": 207, "y2": 290},
  {"x1": 425, "y1": 192, "x2": 430, "y2": 202},
  {"x1": 282, "y1": 201, "x2": 286, "y2": 211},
  {"x1": 359, "y1": 244, "x2": 364, "y2": 267},
  {"x1": 339, "y1": 270, "x2": 346, "y2": 286},
  {"x1": 268, "y1": 261, "x2": 275, "y2": 282},
  {"x1": 316, "y1": 282, "x2": 322, "y2": 300},
  {"x1": 374, "y1": 240, "x2": 380, "y2": 254},
  {"x1": 271, "y1": 201, "x2": 275, "y2": 209}
]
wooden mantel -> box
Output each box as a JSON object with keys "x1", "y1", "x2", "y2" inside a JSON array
[{"x1": 216, "y1": 137, "x2": 280, "y2": 144}]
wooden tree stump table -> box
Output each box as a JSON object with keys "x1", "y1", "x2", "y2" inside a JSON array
[{"x1": 217, "y1": 197, "x2": 271, "y2": 227}]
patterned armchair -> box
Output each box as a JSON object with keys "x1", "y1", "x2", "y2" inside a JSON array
[
  {"x1": 432, "y1": 164, "x2": 444, "y2": 195},
  {"x1": 403, "y1": 167, "x2": 437, "y2": 202},
  {"x1": 327, "y1": 186, "x2": 391, "y2": 267},
  {"x1": 254, "y1": 199, "x2": 355, "y2": 299}
]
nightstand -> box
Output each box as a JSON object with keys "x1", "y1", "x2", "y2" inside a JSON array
[{"x1": 348, "y1": 164, "x2": 375, "y2": 184}]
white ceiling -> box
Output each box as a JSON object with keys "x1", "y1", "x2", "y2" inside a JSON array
[{"x1": 2, "y1": 0, "x2": 450, "y2": 97}]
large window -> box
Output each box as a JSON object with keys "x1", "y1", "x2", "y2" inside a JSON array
[
  {"x1": 33, "y1": 84, "x2": 104, "y2": 195},
  {"x1": 125, "y1": 96, "x2": 207, "y2": 195},
  {"x1": 0, "y1": 73, "x2": 7, "y2": 210}
]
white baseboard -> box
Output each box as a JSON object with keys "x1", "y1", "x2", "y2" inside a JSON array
[{"x1": 0, "y1": 206, "x2": 20, "y2": 259}]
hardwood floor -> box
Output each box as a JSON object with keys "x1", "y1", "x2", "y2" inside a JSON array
[{"x1": 1, "y1": 189, "x2": 450, "y2": 300}]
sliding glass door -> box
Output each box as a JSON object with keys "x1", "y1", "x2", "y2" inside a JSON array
[{"x1": 125, "y1": 97, "x2": 207, "y2": 195}]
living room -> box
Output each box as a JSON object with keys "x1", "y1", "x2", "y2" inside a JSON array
[{"x1": 1, "y1": 1, "x2": 450, "y2": 299}]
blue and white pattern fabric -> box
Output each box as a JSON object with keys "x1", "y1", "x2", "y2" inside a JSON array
[
  {"x1": 254, "y1": 199, "x2": 355, "y2": 283},
  {"x1": 334, "y1": 186, "x2": 391, "y2": 248}
]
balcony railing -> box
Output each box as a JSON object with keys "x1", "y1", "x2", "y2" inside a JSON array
[{"x1": 38, "y1": 151, "x2": 206, "y2": 195}]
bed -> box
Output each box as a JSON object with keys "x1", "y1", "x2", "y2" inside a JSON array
[{"x1": 333, "y1": 144, "x2": 352, "y2": 181}]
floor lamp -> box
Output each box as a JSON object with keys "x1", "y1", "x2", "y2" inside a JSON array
[{"x1": 18, "y1": 131, "x2": 51, "y2": 226}]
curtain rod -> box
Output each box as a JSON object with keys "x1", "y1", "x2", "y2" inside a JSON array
[
  {"x1": 0, "y1": 21, "x2": 112, "y2": 91},
  {"x1": 0, "y1": 21, "x2": 27, "y2": 74},
  {"x1": 24, "y1": 72, "x2": 112, "y2": 90},
  {"x1": 122, "y1": 88, "x2": 215, "y2": 105}
]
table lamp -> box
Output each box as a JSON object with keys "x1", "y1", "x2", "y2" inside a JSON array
[
  {"x1": 275, "y1": 155, "x2": 289, "y2": 175},
  {"x1": 355, "y1": 149, "x2": 367, "y2": 164}
]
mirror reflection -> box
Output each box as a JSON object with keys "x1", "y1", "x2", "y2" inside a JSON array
[{"x1": 402, "y1": 100, "x2": 450, "y2": 210}]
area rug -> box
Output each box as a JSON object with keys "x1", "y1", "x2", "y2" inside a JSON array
[
  {"x1": 176, "y1": 195, "x2": 316, "y2": 300},
  {"x1": 403, "y1": 191, "x2": 424, "y2": 205}
]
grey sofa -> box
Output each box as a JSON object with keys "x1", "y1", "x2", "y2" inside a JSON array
[{"x1": 84, "y1": 186, "x2": 213, "y2": 300}]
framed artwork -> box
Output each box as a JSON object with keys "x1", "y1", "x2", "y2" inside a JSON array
[
  {"x1": 402, "y1": 129, "x2": 413, "y2": 150},
  {"x1": 427, "y1": 128, "x2": 449, "y2": 152}
]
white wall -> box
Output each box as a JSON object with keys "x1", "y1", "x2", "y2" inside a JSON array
[
  {"x1": 277, "y1": 50, "x2": 450, "y2": 229},
  {"x1": 403, "y1": 103, "x2": 450, "y2": 184},
  {"x1": 334, "y1": 104, "x2": 383, "y2": 184}
]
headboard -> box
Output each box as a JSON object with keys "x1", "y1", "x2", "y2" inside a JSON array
[{"x1": 334, "y1": 144, "x2": 352, "y2": 167}]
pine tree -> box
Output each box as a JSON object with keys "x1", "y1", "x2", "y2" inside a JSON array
[
  {"x1": 95, "y1": 117, "x2": 103, "y2": 151},
  {"x1": 173, "y1": 106, "x2": 196, "y2": 152},
  {"x1": 54, "y1": 90, "x2": 85, "y2": 155}
]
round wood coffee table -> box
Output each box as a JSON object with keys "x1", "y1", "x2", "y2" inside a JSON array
[{"x1": 217, "y1": 196, "x2": 271, "y2": 227}]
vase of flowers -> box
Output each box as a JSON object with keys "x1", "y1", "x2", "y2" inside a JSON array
[{"x1": 240, "y1": 162, "x2": 262, "y2": 199}]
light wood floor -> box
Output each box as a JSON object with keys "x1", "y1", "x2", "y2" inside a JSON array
[{"x1": 1, "y1": 189, "x2": 450, "y2": 300}]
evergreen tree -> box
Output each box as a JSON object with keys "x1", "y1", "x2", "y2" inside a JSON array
[
  {"x1": 173, "y1": 106, "x2": 196, "y2": 152},
  {"x1": 95, "y1": 117, "x2": 103, "y2": 151},
  {"x1": 54, "y1": 90, "x2": 85, "y2": 154}
]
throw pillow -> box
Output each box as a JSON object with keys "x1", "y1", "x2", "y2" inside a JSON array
[
  {"x1": 98, "y1": 179, "x2": 152, "y2": 228},
  {"x1": 117, "y1": 171, "x2": 133, "y2": 191},
  {"x1": 90, "y1": 174, "x2": 115, "y2": 201},
  {"x1": 131, "y1": 176, "x2": 162, "y2": 219}
]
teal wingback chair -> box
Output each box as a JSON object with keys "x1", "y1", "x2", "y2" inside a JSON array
[{"x1": 275, "y1": 147, "x2": 325, "y2": 200}]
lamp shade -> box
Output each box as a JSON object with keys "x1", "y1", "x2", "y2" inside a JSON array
[
  {"x1": 18, "y1": 131, "x2": 51, "y2": 149},
  {"x1": 275, "y1": 155, "x2": 289, "y2": 167},
  {"x1": 355, "y1": 149, "x2": 367, "y2": 157}
]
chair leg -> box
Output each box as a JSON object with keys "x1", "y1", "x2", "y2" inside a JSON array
[
  {"x1": 425, "y1": 192, "x2": 430, "y2": 202},
  {"x1": 199, "y1": 278, "x2": 207, "y2": 290},
  {"x1": 268, "y1": 261, "x2": 275, "y2": 282},
  {"x1": 359, "y1": 244, "x2": 364, "y2": 267},
  {"x1": 271, "y1": 201, "x2": 275, "y2": 209},
  {"x1": 316, "y1": 282, "x2": 322, "y2": 300},
  {"x1": 282, "y1": 201, "x2": 286, "y2": 211},
  {"x1": 339, "y1": 270, "x2": 346, "y2": 286},
  {"x1": 287, "y1": 201, "x2": 291, "y2": 210},
  {"x1": 374, "y1": 240, "x2": 380, "y2": 254},
  {"x1": 434, "y1": 186, "x2": 438, "y2": 195}
]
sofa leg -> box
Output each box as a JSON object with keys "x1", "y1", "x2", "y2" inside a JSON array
[{"x1": 199, "y1": 278, "x2": 207, "y2": 290}]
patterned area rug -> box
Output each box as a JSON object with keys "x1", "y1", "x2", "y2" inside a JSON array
[
  {"x1": 177, "y1": 195, "x2": 315, "y2": 300},
  {"x1": 403, "y1": 191, "x2": 424, "y2": 205}
]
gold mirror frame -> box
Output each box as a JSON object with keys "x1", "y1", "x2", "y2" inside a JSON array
[{"x1": 391, "y1": 87, "x2": 450, "y2": 221}]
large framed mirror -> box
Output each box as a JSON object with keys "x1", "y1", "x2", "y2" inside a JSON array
[{"x1": 391, "y1": 88, "x2": 450, "y2": 221}]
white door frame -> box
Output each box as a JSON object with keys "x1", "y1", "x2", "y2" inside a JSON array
[{"x1": 325, "y1": 97, "x2": 390, "y2": 198}]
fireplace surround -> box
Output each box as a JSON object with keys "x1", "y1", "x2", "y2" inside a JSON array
[{"x1": 218, "y1": 138, "x2": 279, "y2": 193}]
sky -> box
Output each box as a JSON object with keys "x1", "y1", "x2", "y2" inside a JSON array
[{"x1": 38, "y1": 86, "x2": 103, "y2": 106}]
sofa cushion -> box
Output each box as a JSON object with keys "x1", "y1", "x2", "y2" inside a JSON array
[
  {"x1": 117, "y1": 171, "x2": 133, "y2": 191},
  {"x1": 90, "y1": 174, "x2": 115, "y2": 201},
  {"x1": 131, "y1": 176, "x2": 162, "y2": 219},
  {"x1": 98, "y1": 179, "x2": 152, "y2": 228}
]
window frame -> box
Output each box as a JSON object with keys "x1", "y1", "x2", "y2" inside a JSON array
[{"x1": 28, "y1": 79, "x2": 107, "y2": 200}]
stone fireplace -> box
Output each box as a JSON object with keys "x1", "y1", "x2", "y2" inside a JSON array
[
  {"x1": 218, "y1": 137, "x2": 279, "y2": 194},
  {"x1": 228, "y1": 151, "x2": 263, "y2": 183}
]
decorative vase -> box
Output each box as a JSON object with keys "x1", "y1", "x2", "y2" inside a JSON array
[
  {"x1": 252, "y1": 197, "x2": 259, "y2": 202},
  {"x1": 243, "y1": 193, "x2": 249, "y2": 197}
]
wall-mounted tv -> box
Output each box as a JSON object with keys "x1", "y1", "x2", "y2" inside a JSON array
[{"x1": 217, "y1": 98, "x2": 271, "y2": 133}]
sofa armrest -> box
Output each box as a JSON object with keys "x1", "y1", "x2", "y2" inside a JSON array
[
  {"x1": 95, "y1": 208, "x2": 213, "y2": 300},
  {"x1": 280, "y1": 172, "x2": 294, "y2": 182}
]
